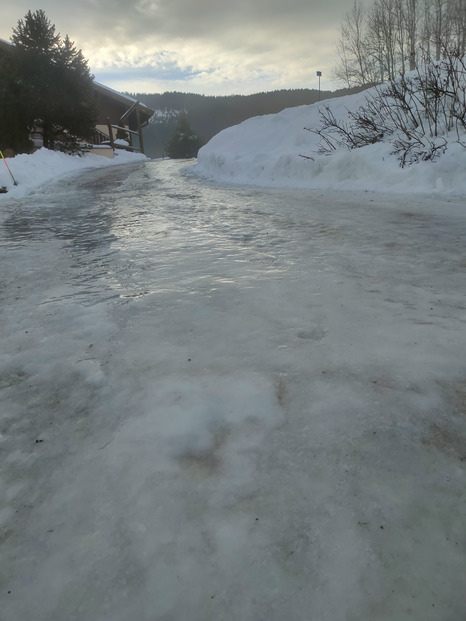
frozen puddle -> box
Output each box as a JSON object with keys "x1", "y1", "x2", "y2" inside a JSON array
[{"x1": 1, "y1": 160, "x2": 465, "y2": 620}]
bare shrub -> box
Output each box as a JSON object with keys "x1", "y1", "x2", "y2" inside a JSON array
[{"x1": 307, "y1": 50, "x2": 466, "y2": 167}]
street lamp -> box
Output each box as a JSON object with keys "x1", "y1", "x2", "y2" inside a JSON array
[{"x1": 316, "y1": 71, "x2": 322, "y2": 101}]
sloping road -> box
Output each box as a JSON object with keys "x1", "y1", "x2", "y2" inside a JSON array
[{"x1": 1, "y1": 160, "x2": 465, "y2": 620}]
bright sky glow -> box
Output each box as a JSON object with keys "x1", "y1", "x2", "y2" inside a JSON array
[{"x1": 1, "y1": 1, "x2": 345, "y2": 94}]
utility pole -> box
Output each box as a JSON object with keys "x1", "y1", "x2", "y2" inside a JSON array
[{"x1": 316, "y1": 71, "x2": 322, "y2": 101}]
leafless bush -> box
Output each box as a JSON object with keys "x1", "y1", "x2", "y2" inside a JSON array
[{"x1": 308, "y1": 50, "x2": 466, "y2": 167}]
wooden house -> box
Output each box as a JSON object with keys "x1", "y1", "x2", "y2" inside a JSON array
[
  {"x1": 0, "y1": 37, "x2": 154, "y2": 155},
  {"x1": 92, "y1": 82, "x2": 154, "y2": 155}
]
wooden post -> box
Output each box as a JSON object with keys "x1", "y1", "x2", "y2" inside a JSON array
[
  {"x1": 106, "y1": 117, "x2": 115, "y2": 150},
  {"x1": 136, "y1": 105, "x2": 145, "y2": 155}
]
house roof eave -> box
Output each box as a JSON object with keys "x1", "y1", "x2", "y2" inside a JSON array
[
  {"x1": 93, "y1": 81, "x2": 154, "y2": 121},
  {"x1": 0, "y1": 38, "x2": 14, "y2": 54}
]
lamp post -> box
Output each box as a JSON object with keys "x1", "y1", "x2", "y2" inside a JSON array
[{"x1": 316, "y1": 71, "x2": 322, "y2": 101}]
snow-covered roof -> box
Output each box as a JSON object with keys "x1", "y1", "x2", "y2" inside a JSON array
[
  {"x1": 0, "y1": 38, "x2": 13, "y2": 53},
  {"x1": 92, "y1": 81, "x2": 154, "y2": 119}
]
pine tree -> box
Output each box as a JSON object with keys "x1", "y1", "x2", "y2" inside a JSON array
[
  {"x1": 165, "y1": 114, "x2": 204, "y2": 159},
  {"x1": 0, "y1": 46, "x2": 31, "y2": 152},
  {"x1": 3, "y1": 10, "x2": 97, "y2": 152}
]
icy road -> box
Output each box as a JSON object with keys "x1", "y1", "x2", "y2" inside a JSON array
[{"x1": 1, "y1": 160, "x2": 465, "y2": 621}]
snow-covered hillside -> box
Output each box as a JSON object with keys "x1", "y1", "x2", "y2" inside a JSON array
[{"x1": 194, "y1": 84, "x2": 466, "y2": 196}]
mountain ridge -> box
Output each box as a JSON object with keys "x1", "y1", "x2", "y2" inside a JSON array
[{"x1": 132, "y1": 86, "x2": 367, "y2": 158}]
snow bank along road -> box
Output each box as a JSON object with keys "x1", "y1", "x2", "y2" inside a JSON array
[{"x1": 1, "y1": 159, "x2": 465, "y2": 621}]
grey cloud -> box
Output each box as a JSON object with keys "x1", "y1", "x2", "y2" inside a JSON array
[
  {"x1": 1, "y1": 0, "x2": 347, "y2": 93},
  {"x1": 66, "y1": 0, "x2": 346, "y2": 44},
  {"x1": 3, "y1": 0, "x2": 347, "y2": 49}
]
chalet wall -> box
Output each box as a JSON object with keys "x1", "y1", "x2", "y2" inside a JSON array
[{"x1": 95, "y1": 94, "x2": 141, "y2": 132}]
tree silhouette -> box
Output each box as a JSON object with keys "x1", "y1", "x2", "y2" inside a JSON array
[
  {"x1": 1, "y1": 10, "x2": 97, "y2": 151},
  {"x1": 165, "y1": 114, "x2": 204, "y2": 159}
]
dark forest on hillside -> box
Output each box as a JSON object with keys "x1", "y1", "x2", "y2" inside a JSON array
[{"x1": 133, "y1": 87, "x2": 366, "y2": 158}]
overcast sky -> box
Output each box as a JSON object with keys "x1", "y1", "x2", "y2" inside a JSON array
[{"x1": 1, "y1": 1, "x2": 348, "y2": 95}]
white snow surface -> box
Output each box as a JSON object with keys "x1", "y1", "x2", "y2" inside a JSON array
[
  {"x1": 194, "y1": 88, "x2": 466, "y2": 195},
  {"x1": 0, "y1": 147, "x2": 147, "y2": 199},
  {"x1": 149, "y1": 108, "x2": 182, "y2": 124}
]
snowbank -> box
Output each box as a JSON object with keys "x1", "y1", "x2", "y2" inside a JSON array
[
  {"x1": 194, "y1": 88, "x2": 466, "y2": 196},
  {"x1": 3, "y1": 84, "x2": 465, "y2": 198},
  {"x1": 0, "y1": 147, "x2": 147, "y2": 200}
]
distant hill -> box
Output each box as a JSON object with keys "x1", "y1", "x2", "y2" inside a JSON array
[{"x1": 133, "y1": 87, "x2": 366, "y2": 158}]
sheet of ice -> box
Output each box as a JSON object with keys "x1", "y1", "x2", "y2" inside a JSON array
[
  {"x1": 193, "y1": 89, "x2": 466, "y2": 196},
  {"x1": 1, "y1": 160, "x2": 465, "y2": 620}
]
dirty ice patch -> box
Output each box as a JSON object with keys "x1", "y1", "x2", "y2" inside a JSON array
[
  {"x1": 106, "y1": 372, "x2": 283, "y2": 475},
  {"x1": 2, "y1": 372, "x2": 285, "y2": 620}
]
